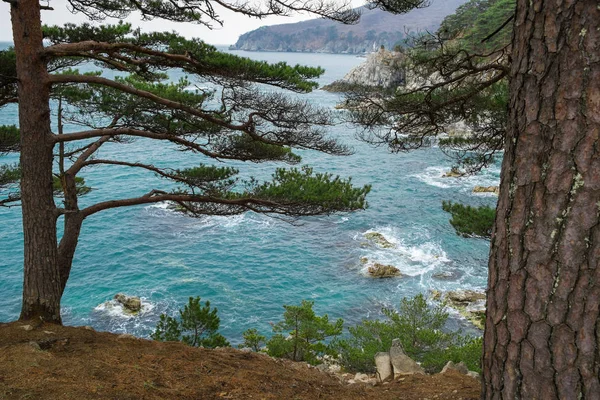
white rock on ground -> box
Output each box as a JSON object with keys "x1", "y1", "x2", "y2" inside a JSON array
[
  {"x1": 441, "y1": 361, "x2": 469, "y2": 375},
  {"x1": 389, "y1": 339, "x2": 425, "y2": 376},
  {"x1": 374, "y1": 352, "x2": 393, "y2": 382}
]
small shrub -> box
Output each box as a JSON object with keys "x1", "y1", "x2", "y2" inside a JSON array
[
  {"x1": 334, "y1": 294, "x2": 482, "y2": 373},
  {"x1": 442, "y1": 201, "x2": 495, "y2": 238},
  {"x1": 266, "y1": 300, "x2": 343, "y2": 364},
  {"x1": 239, "y1": 328, "x2": 266, "y2": 352},
  {"x1": 151, "y1": 296, "x2": 229, "y2": 348}
]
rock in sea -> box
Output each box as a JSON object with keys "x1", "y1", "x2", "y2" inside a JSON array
[
  {"x1": 368, "y1": 263, "x2": 402, "y2": 278},
  {"x1": 114, "y1": 293, "x2": 142, "y2": 314}
]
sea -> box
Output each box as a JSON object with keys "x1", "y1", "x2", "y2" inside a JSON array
[{"x1": 0, "y1": 43, "x2": 499, "y2": 342}]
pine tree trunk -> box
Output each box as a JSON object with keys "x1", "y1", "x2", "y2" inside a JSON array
[
  {"x1": 11, "y1": 1, "x2": 62, "y2": 323},
  {"x1": 482, "y1": 0, "x2": 600, "y2": 398}
]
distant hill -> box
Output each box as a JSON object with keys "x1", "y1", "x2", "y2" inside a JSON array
[{"x1": 231, "y1": 0, "x2": 468, "y2": 54}]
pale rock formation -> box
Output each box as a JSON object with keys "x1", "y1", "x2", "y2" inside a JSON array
[
  {"x1": 374, "y1": 352, "x2": 393, "y2": 382},
  {"x1": 389, "y1": 339, "x2": 425, "y2": 376}
]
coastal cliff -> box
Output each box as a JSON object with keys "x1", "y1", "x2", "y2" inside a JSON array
[
  {"x1": 322, "y1": 48, "x2": 405, "y2": 91},
  {"x1": 231, "y1": 0, "x2": 468, "y2": 54}
]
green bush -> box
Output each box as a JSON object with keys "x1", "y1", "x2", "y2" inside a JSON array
[
  {"x1": 266, "y1": 300, "x2": 343, "y2": 364},
  {"x1": 422, "y1": 336, "x2": 482, "y2": 373},
  {"x1": 239, "y1": 328, "x2": 266, "y2": 352},
  {"x1": 333, "y1": 294, "x2": 482, "y2": 373},
  {"x1": 442, "y1": 201, "x2": 495, "y2": 238},
  {"x1": 332, "y1": 319, "x2": 394, "y2": 372},
  {"x1": 151, "y1": 296, "x2": 229, "y2": 348}
]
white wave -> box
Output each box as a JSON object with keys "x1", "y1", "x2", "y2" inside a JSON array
[
  {"x1": 411, "y1": 166, "x2": 500, "y2": 194},
  {"x1": 146, "y1": 202, "x2": 170, "y2": 210},
  {"x1": 94, "y1": 297, "x2": 155, "y2": 320},
  {"x1": 359, "y1": 227, "x2": 449, "y2": 276},
  {"x1": 178, "y1": 277, "x2": 202, "y2": 283}
]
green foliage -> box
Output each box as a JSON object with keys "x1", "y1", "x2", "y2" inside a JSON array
[
  {"x1": 52, "y1": 176, "x2": 92, "y2": 196},
  {"x1": 332, "y1": 319, "x2": 395, "y2": 372},
  {"x1": 0, "y1": 125, "x2": 19, "y2": 153},
  {"x1": 44, "y1": 23, "x2": 327, "y2": 92},
  {"x1": 239, "y1": 328, "x2": 266, "y2": 352},
  {"x1": 151, "y1": 313, "x2": 182, "y2": 342},
  {"x1": 440, "y1": 0, "x2": 515, "y2": 52},
  {"x1": 442, "y1": 201, "x2": 495, "y2": 238},
  {"x1": 266, "y1": 300, "x2": 343, "y2": 364},
  {"x1": 0, "y1": 48, "x2": 17, "y2": 103},
  {"x1": 151, "y1": 296, "x2": 229, "y2": 348},
  {"x1": 0, "y1": 164, "x2": 20, "y2": 187},
  {"x1": 423, "y1": 336, "x2": 483, "y2": 373},
  {"x1": 248, "y1": 166, "x2": 371, "y2": 214},
  {"x1": 333, "y1": 294, "x2": 482, "y2": 373}
]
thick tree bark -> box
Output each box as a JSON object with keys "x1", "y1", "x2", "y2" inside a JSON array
[
  {"x1": 482, "y1": 0, "x2": 600, "y2": 398},
  {"x1": 11, "y1": 0, "x2": 62, "y2": 323}
]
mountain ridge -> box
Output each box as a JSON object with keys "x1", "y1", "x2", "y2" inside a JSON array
[{"x1": 231, "y1": 0, "x2": 468, "y2": 54}]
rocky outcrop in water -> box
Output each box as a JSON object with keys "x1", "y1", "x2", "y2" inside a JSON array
[
  {"x1": 442, "y1": 290, "x2": 486, "y2": 329},
  {"x1": 363, "y1": 231, "x2": 395, "y2": 248},
  {"x1": 368, "y1": 263, "x2": 402, "y2": 278},
  {"x1": 472, "y1": 185, "x2": 499, "y2": 195},
  {"x1": 114, "y1": 293, "x2": 142, "y2": 314},
  {"x1": 322, "y1": 48, "x2": 405, "y2": 91}
]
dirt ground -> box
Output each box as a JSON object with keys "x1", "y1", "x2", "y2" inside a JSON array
[{"x1": 0, "y1": 321, "x2": 481, "y2": 400}]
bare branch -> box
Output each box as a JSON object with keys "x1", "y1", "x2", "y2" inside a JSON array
[
  {"x1": 81, "y1": 191, "x2": 283, "y2": 218},
  {"x1": 83, "y1": 159, "x2": 178, "y2": 179},
  {"x1": 66, "y1": 135, "x2": 111, "y2": 175}
]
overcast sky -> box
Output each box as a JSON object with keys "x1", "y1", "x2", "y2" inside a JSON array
[{"x1": 0, "y1": 0, "x2": 363, "y2": 44}]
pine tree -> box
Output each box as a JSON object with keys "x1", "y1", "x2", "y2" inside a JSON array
[{"x1": 0, "y1": 0, "x2": 369, "y2": 323}]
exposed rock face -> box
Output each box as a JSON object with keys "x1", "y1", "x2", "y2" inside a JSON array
[
  {"x1": 368, "y1": 263, "x2": 402, "y2": 278},
  {"x1": 374, "y1": 352, "x2": 393, "y2": 382},
  {"x1": 472, "y1": 185, "x2": 499, "y2": 195},
  {"x1": 322, "y1": 48, "x2": 405, "y2": 91},
  {"x1": 389, "y1": 339, "x2": 425, "y2": 376},
  {"x1": 445, "y1": 290, "x2": 486, "y2": 304},
  {"x1": 114, "y1": 294, "x2": 142, "y2": 314},
  {"x1": 442, "y1": 290, "x2": 486, "y2": 329}
]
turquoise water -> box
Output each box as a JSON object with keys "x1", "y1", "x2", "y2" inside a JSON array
[{"x1": 0, "y1": 43, "x2": 498, "y2": 341}]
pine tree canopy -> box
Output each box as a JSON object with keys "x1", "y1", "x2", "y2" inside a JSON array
[{"x1": 0, "y1": 13, "x2": 371, "y2": 218}]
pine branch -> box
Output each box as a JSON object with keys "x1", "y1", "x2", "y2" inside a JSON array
[
  {"x1": 54, "y1": 127, "x2": 258, "y2": 161},
  {"x1": 44, "y1": 38, "x2": 322, "y2": 92},
  {"x1": 50, "y1": 74, "x2": 253, "y2": 132},
  {"x1": 63, "y1": 0, "x2": 359, "y2": 25},
  {"x1": 80, "y1": 191, "x2": 284, "y2": 217}
]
